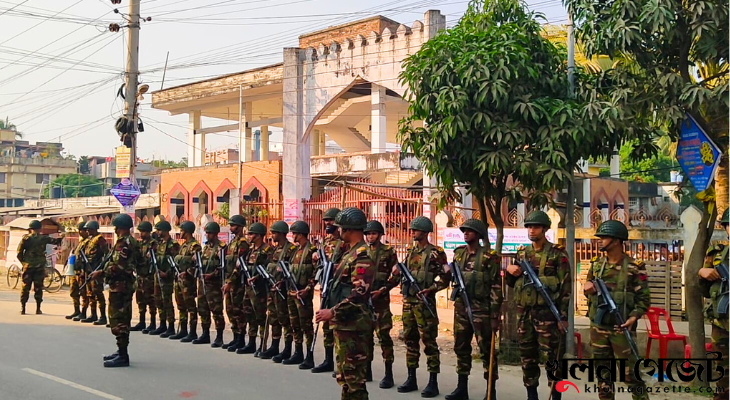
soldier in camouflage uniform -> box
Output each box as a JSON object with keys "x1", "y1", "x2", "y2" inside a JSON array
[
  {"x1": 699, "y1": 208, "x2": 729, "y2": 400},
  {"x1": 311, "y1": 207, "x2": 343, "y2": 374},
  {"x1": 584, "y1": 220, "x2": 650, "y2": 400},
  {"x1": 262, "y1": 221, "x2": 297, "y2": 361},
  {"x1": 238, "y1": 222, "x2": 274, "y2": 354},
  {"x1": 17, "y1": 220, "x2": 63, "y2": 315},
  {"x1": 446, "y1": 219, "x2": 503, "y2": 400},
  {"x1": 504, "y1": 211, "x2": 571, "y2": 400},
  {"x1": 151, "y1": 220, "x2": 180, "y2": 338},
  {"x1": 315, "y1": 207, "x2": 376, "y2": 400},
  {"x1": 283, "y1": 220, "x2": 318, "y2": 368},
  {"x1": 222, "y1": 215, "x2": 250, "y2": 352},
  {"x1": 193, "y1": 222, "x2": 226, "y2": 347},
  {"x1": 66, "y1": 221, "x2": 89, "y2": 320},
  {"x1": 131, "y1": 222, "x2": 156, "y2": 333},
  {"x1": 364, "y1": 220, "x2": 398, "y2": 389},
  {"x1": 82, "y1": 221, "x2": 109, "y2": 325},
  {"x1": 90, "y1": 214, "x2": 140, "y2": 368},
  {"x1": 172, "y1": 221, "x2": 202, "y2": 342}
]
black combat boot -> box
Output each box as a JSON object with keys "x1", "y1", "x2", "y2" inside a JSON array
[
  {"x1": 211, "y1": 329, "x2": 224, "y2": 348},
  {"x1": 103, "y1": 351, "x2": 119, "y2": 361},
  {"x1": 366, "y1": 362, "x2": 373, "y2": 382},
  {"x1": 20, "y1": 303, "x2": 26, "y2": 315},
  {"x1": 160, "y1": 321, "x2": 175, "y2": 338},
  {"x1": 143, "y1": 313, "x2": 157, "y2": 334},
  {"x1": 483, "y1": 385, "x2": 497, "y2": 400},
  {"x1": 104, "y1": 346, "x2": 129, "y2": 368},
  {"x1": 550, "y1": 387, "x2": 561, "y2": 400},
  {"x1": 66, "y1": 305, "x2": 81, "y2": 320},
  {"x1": 526, "y1": 386, "x2": 538, "y2": 400},
  {"x1": 237, "y1": 336, "x2": 257, "y2": 354},
  {"x1": 223, "y1": 333, "x2": 238, "y2": 350},
  {"x1": 298, "y1": 349, "x2": 314, "y2": 369},
  {"x1": 73, "y1": 306, "x2": 87, "y2": 321},
  {"x1": 180, "y1": 321, "x2": 198, "y2": 343},
  {"x1": 398, "y1": 368, "x2": 418, "y2": 393},
  {"x1": 421, "y1": 372, "x2": 439, "y2": 398},
  {"x1": 311, "y1": 347, "x2": 334, "y2": 373},
  {"x1": 272, "y1": 339, "x2": 292, "y2": 363},
  {"x1": 285, "y1": 343, "x2": 304, "y2": 365},
  {"x1": 35, "y1": 302, "x2": 42, "y2": 315},
  {"x1": 93, "y1": 308, "x2": 107, "y2": 326},
  {"x1": 193, "y1": 326, "x2": 211, "y2": 344},
  {"x1": 260, "y1": 338, "x2": 280, "y2": 360},
  {"x1": 170, "y1": 321, "x2": 188, "y2": 340},
  {"x1": 131, "y1": 312, "x2": 146, "y2": 331},
  {"x1": 150, "y1": 320, "x2": 167, "y2": 336},
  {"x1": 445, "y1": 375, "x2": 469, "y2": 400},
  {"x1": 380, "y1": 362, "x2": 394, "y2": 389},
  {"x1": 81, "y1": 306, "x2": 97, "y2": 323},
  {"x1": 228, "y1": 334, "x2": 245, "y2": 352}
]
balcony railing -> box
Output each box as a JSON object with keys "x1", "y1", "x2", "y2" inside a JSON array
[
  {"x1": 310, "y1": 151, "x2": 421, "y2": 176},
  {"x1": 0, "y1": 156, "x2": 77, "y2": 168}
]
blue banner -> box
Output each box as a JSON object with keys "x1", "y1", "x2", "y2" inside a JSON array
[{"x1": 676, "y1": 114, "x2": 721, "y2": 192}]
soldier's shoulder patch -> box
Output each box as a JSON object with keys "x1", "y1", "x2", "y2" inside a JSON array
[
  {"x1": 489, "y1": 249, "x2": 498, "y2": 255},
  {"x1": 553, "y1": 243, "x2": 564, "y2": 250},
  {"x1": 383, "y1": 244, "x2": 392, "y2": 251},
  {"x1": 356, "y1": 246, "x2": 368, "y2": 255},
  {"x1": 517, "y1": 245, "x2": 526, "y2": 252},
  {"x1": 591, "y1": 256, "x2": 599, "y2": 263},
  {"x1": 436, "y1": 246, "x2": 444, "y2": 252}
]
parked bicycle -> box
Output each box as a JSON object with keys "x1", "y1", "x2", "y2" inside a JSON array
[{"x1": 6, "y1": 251, "x2": 63, "y2": 293}]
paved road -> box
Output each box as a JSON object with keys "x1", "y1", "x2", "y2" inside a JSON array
[{"x1": 0, "y1": 288, "x2": 696, "y2": 400}]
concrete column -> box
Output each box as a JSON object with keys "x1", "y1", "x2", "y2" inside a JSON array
[
  {"x1": 371, "y1": 83, "x2": 386, "y2": 153},
  {"x1": 582, "y1": 179, "x2": 591, "y2": 228},
  {"x1": 239, "y1": 103, "x2": 253, "y2": 163},
  {"x1": 610, "y1": 146, "x2": 620, "y2": 177},
  {"x1": 188, "y1": 111, "x2": 201, "y2": 167},
  {"x1": 456, "y1": 186, "x2": 473, "y2": 219},
  {"x1": 260, "y1": 125, "x2": 269, "y2": 161},
  {"x1": 517, "y1": 203, "x2": 526, "y2": 228},
  {"x1": 423, "y1": 10, "x2": 446, "y2": 39},
  {"x1": 319, "y1": 131, "x2": 326, "y2": 155},
  {"x1": 311, "y1": 129, "x2": 320, "y2": 156}
]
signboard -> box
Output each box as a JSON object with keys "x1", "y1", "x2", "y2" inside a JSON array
[
  {"x1": 676, "y1": 114, "x2": 721, "y2": 191},
  {"x1": 110, "y1": 178, "x2": 141, "y2": 208},
  {"x1": 439, "y1": 227, "x2": 556, "y2": 259},
  {"x1": 115, "y1": 146, "x2": 131, "y2": 178},
  {"x1": 283, "y1": 199, "x2": 299, "y2": 223}
]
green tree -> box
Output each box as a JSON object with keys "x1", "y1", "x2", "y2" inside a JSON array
[
  {"x1": 77, "y1": 156, "x2": 90, "y2": 174},
  {"x1": 43, "y1": 174, "x2": 105, "y2": 198},
  {"x1": 151, "y1": 159, "x2": 187, "y2": 169},
  {"x1": 598, "y1": 143, "x2": 677, "y2": 183},
  {"x1": 566, "y1": 0, "x2": 728, "y2": 379}
]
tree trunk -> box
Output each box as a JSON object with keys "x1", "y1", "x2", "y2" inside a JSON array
[
  {"x1": 716, "y1": 151, "x2": 728, "y2": 215},
  {"x1": 686, "y1": 203, "x2": 716, "y2": 388},
  {"x1": 479, "y1": 197, "x2": 492, "y2": 252}
]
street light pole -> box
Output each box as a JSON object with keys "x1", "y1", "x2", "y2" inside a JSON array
[
  {"x1": 565, "y1": 13, "x2": 577, "y2": 359},
  {"x1": 122, "y1": 0, "x2": 140, "y2": 215}
]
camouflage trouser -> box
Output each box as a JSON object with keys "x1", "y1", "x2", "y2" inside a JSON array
[
  {"x1": 712, "y1": 324, "x2": 728, "y2": 400},
  {"x1": 154, "y1": 277, "x2": 175, "y2": 324},
  {"x1": 403, "y1": 299, "x2": 440, "y2": 373},
  {"x1": 288, "y1": 290, "x2": 314, "y2": 346},
  {"x1": 244, "y1": 285, "x2": 267, "y2": 337},
  {"x1": 135, "y1": 275, "x2": 156, "y2": 314},
  {"x1": 226, "y1": 283, "x2": 247, "y2": 334},
  {"x1": 517, "y1": 307, "x2": 561, "y2": 387},
  {"x1": 454, "y1": 299, "x2": 498, "y2": 381},
  {"x1": 175, "y1": 276, "x2": 197, "y2": 325},
  {"x1": 109, "y1": 291, "x2": 133, "y2": 347},
  {"x1": 267, "y1": 289, "x2": 291, "y2": 340},
  {"x1": 323, "y1": 322, "x2": 335, "y2": 349},
  {"x1": 335, "y1": 329, "x2": 371, "y2": 400},
  {"x1": 369, "y1": 293, "x2": 394, "y2": 364},
  {"x1": 199, "y1": 279, "x2": 225, "y2": 330},
  {"x1": 69, "y1": 274, "x2": 85, "y2": 307},
  {"x1": 88, "y1": 276, "x2": 106, "y2": 310},
  {"x1": 20, "y1": 267, "x2": 44, "y2": 304},
  {"x1": 590, "y1": 324, "x2": 648, "y2": 400}
]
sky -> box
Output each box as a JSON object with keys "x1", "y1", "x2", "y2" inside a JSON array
[{"x1": 0, "y1": 0, "x2": 568, "y2": 161}]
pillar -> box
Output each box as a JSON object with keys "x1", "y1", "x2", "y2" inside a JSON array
[
  {"x1": 188, "y1": 110, "x2": 202, "y2": 167},
  {"x1": 311, "y1": 129, "x2": 321, "y2": 156},
  {"x1": 260, "y1": 125, "x2": 269, "y2": 161},
  {"x1": 610, "y1": 146, "x2": 620, "y2": 177},
  {"x1": 240, "y1": 102, "x2": 252, "y2": 163},
  {"x1": 371, "y1": 83, "x2": 386, "y2": 153},
  {"x1": 319, "y1": 130, "x2": 326, "y2": 155},
  {"x1": 517, "y1": 203, "x2": 525, "y2": 228},
  {"x1": 582, "y1": 179, "x2": 591, "y2": 228}
]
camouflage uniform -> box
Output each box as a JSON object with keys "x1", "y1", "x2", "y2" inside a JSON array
[
  {"x1": 174, "y1": 238, "x2": 201, "y2": 327},
  {"x1": 452, "y1": 245, "x2": 503, "y2": 380},
  {"x1": 135, "y1": 238, "x2": 157, "y2": 316},
  {"x1": 154, "y1": 237, "x2": 180, "y2": 326},
  {"x1": 198, "y1": 240, "x2": 226, "y2": 331},
  {"x1": 700, "y1": 243, "x2": 729, "y2": 399},
  {"x1": 70, "y1": 237, "x2": 91, "y2": 309},
  {"x1": 85, "y1": 234, "x2": 109, "y2": 313},
  {"x1": 104, "y1": 234, "x2": 141, "y2": 348},
  {"x1": 225, "y1": 235, "x2": 250, "y2": 337},
  {"x1": 367, "y1": 241, "x2": 398, "y2": 365},
  {"x1": 329, "y1": 241, "x2": 376, "y2": 400},
  {"x1": 586, "y1": 255, "x2": 650, "y2": 400},
  {"x1": 506, "y1": 243, "x2": 571, "y2": 388},
  {"x1": 17, "y1": 233, "x2": 62, "y2": 305},
  {"x1": 244, "y1": 242, "x2": 274, "y2": 338},
  {"x1": 266, "y1": 241, "x2": 297, "y2": 341},
  {"x1": 321, "y1": 235, "x2": 345, "y2": 351},
  {"x1": 288, "y1": 240, "x2": 318, "y2": 347}
]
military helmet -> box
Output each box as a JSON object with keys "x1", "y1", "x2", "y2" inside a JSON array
[
  {"x1": 323, "y1": 207, "x2": 341, "y2": 221},
  {"x1": 28, "y1": 220, "x2": 42, "y2": 230},
  {"x1": 460, "y1": 218, "x2": 488, "y2": 239},
  {"x1": 112, "y1": 214, "x2": 134, "y2": 230},
  {"x1": 155, "y1": 220, "x2": 172, "y2": 232},
  {"x1": 204, "y1": 222, "x2": 220, "y2": 234},
  {"x1": 720, "y1": 208, "x2": 729, "y2": 226},
  {"x1": 364, "y1": 220, "x2": 385, "y2": 235},
  {"x1": 270, "y1": 221, "x2": 289, "y2": 234},
  {"x1": 409, "y1": 216, "x2": 434, "y2": 233},
  {"x1": 137, "y1": 221, "x2": 153, "y2": 232},
  {"x1": 524, "y1": 210, "x2": 551, "y2": 228},
  {"x1": 290, "y1": 220, "x2": 310, "y2": 235},
  {"x1": 248, "y1": 222, "x2": 267, "y2": 236},
  {"x1": 595, "y1": 220, "x2": 629, "y2": 241},
  {"x1": 77, "y1": 221, "x2": 87, "y2": 231},
  {"x1": 334, "y1": 207, "x2": 367, "y2": 230},
  {"x1": 180, "y1": 221, "x2": 196, "y2": 234},
  {"x1": 85, "y1": 220, "x2": 100, "y2": 230},
  {"x1": 229, "y1": 214, "x2": 246, "y2": 227}
]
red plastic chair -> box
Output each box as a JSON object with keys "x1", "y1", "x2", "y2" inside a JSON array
[{"x1": 644, "y1": 307, "x2": 687, "y2": 366}]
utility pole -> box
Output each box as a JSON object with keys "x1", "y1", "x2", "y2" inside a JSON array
[
  {"x1": 564, "y1": 13, "x2": 577, "y2": 359},
  {"x1": 122, "y1": 0, "x2": 140, "y2": 215}
]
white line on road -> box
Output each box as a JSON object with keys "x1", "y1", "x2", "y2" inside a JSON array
[{"x1": 22, "y1": 368, "x2": 123, "y2": 400}]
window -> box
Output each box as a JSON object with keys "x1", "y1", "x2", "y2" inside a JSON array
[
  {"x1": 0, "y1": 172, "x2": 5, "y2": 184},
  {"x1": 0, "y1": 199, "x2": 4, "y2": 207},
  {"x1": 14, "y1": 199, "x2": 23, "y2": 207},
  {"x1": 36, "y1": 173, "x2": 50, "y2": 184}
]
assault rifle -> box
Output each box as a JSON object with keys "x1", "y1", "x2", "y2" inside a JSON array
[
  {"x1": 449, "y1": 260, "x2": 476, "y2": 333},
  {"x1": 396, "y1": 262, "x2": 436, "y2": 318},
  {"x1": 594, "y1": 278, "x2": 640, "y2": 360},
  {"x1": 238, "y1": 256, "x2": 257, "y2": 295},
  {"x1": 149, "y1": 246, "x2": 162, "y2": 287},
  {"x1": 167, "y1": 255, "x2": 180, "y2": 278},
  {"x1": 79, "y1": 252, "x2": 113, "y2": 290},
  {"x1": 516, "y1": 258, "x2": 566, "y2": 333},
  {"x1": 717, "y1": 262, "x2": 729, "y2": 318},
  {"x1": 311, "y1": 247, "x2": 335, "y2": 353},
  {"x1": 279, "y1": 260, "x2": 304, "y2": 305},
  {"x1": 194, "y1": 251, "x2": 206, "y2": 296},
  {"x1": 255, "y1": 264, "x2": 286, "y2": 300}
]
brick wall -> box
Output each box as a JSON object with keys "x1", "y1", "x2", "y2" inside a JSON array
[{"x1": 298, "y1": 16, "x2": 400, "y2": 48}]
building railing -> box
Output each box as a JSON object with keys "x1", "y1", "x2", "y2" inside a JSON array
[{"x1": 0, "y1": 156, "x2": 76, "y2": 168}]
